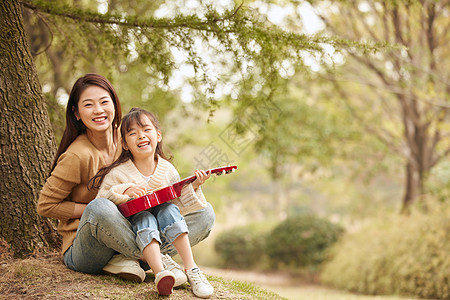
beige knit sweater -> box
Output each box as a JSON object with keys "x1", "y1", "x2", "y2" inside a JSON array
[{"x1": 96, "y1": 157, "x2": 207, "y2": 216}]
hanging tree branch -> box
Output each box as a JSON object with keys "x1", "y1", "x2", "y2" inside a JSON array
[{"x1": 20, "y1": 0, "x2": 244, "y2": 30}]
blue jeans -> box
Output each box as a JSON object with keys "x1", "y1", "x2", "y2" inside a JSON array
[
  {"x1": 63, "y1": 198, "x2": 215, "y2": 274},
  {"x1": 129, "y1": 202, "x2": 188, "y2": 252}
]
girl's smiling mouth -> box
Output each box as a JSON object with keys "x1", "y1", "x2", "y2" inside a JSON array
[{"x1": 138, "y1": 141, "x2": 150, "y2": 148}]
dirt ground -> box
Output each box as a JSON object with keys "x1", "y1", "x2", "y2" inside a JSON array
[{"x1": 203, "y1": 266, "x2": 309, "y2": 287}]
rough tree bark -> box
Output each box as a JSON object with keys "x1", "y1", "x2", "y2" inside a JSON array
[{"x1": 0, "y1": 0, "x2": 61, "y2": 257}]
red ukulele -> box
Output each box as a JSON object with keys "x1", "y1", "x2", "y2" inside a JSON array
[{"x1": 118, "y1": 165, "x2": 238, "y2": 217}]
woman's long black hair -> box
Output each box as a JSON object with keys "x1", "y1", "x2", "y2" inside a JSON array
[
  {"x1": 49, "y1": 74, "x2": 122, "y2": 175},
  {"x1": 88, "y1": 107, "x2": 172, "y2": 190}
]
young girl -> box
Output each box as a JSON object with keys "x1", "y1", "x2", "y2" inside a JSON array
[{"x1": 91, "y1": 107, "x2": 214, "y2": 297}]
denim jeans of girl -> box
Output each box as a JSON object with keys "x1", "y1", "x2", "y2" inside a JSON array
[
  {"x1": 63, "y1": 198, "x2": 215, "y2": 274},
  {"x1": 129, "y1": 202, "x2": 188, "y2": 252}
]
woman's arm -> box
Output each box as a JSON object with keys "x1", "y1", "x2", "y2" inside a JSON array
[
  {"x1": 72, "y1": 202, "x2": 87, "y2": 218},
  {"x1": 37, "y1": 152, "x2": 82, "y2": 220}
]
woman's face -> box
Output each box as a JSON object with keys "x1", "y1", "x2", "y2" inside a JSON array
[{"x1": 75, "y1": 85, "x2": 115, "y2": 134}]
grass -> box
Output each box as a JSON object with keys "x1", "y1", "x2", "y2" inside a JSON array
[{"x1": 0, "y1": 251, "x2": 284, "y2": 300}]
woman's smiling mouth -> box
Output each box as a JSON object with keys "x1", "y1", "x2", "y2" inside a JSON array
[{"x1": 93, "y1": 117, "x2": 107, "y2": 122}]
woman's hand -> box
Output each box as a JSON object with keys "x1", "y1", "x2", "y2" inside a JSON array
[
  {"x1": 72, "y1": 203, "x2": 87, "y2": 219},
  {"x1": 123, "y1": 186, "x2": 147, "y2": 198},
  {"x1": 192, "y1": 169, "x2": 211, "y2": 191}
]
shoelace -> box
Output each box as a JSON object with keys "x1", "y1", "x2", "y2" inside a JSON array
[
  {"x1": 187, "y1": 268, "x2": 207, "y2": 284},
  {"x1": 162, "y1": 254, "x2": 182, "y2": 271}
]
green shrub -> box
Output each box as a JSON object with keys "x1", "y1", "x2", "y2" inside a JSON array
[
  {"x1": 321, "y1": 201, "x2": 450, "y2": 300},
  {"x1": 427, "y1": 161, "x2": 450, "y2": 203},
  {"x1": 265, "y1": 214, "x2": 345, "y2": 270},
  {"x1": 214, "y1": 225, "x2": 268, "y2": 269}
]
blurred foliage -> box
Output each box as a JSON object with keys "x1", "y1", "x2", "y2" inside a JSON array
[
  {"x1": 214, "y1": 224, "x2": 269, "y2": 269},
  {"x1": 426, "y1": 160, "x2": 450, "y2": 204},
  {"x1": 44, "y1": 92, "x2": 65, "y2": 145},
  {"x1": 244, "y1": 74, "x2": 357, "y2": 178},
  {"x1": 214, "y1": 215, "x2": 344, "y2": 272},
  {"x1": 22, "y1": 0, "x2": 380, "y2": 112},
  {"x1": 265, "y1": 214, "x2": 345, "y2": 270},
  {"x1": 321, "y1": 200, "x2": 450, "y2": 300},
  {"x1": 111, "y1": 63, "x2": 181, "y2": 119}
]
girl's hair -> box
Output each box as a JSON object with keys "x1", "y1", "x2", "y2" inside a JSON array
[
  {"x1": 49, "y1": 73, "x2": 122, "y2": 175},
  {"x1": 88, "y1": 107, "x2": 173, "y2": 190}
]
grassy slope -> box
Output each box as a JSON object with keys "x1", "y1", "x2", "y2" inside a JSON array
[{"x1": 0, "y1": 252, "x2": 284, "y2": 300}]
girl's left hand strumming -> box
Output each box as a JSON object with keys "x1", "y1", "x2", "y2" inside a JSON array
[{"x1": 192, "y1": 169, "x2": 211, "y2": 190}]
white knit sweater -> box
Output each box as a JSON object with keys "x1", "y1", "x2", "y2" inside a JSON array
[{"x1": 96, "y1": 157, "x2": 207, "y2": 216}]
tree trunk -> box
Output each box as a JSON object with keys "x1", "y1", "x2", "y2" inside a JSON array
[
  {"x1": 0, "y1": 0, "x2": 61, "y2": 257},
  {"x1": 401, "y1": 162, "x2": 422, "y2": 213}
]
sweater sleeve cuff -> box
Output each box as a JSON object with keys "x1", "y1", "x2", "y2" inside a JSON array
[
  {"x1": 111, "y1": 183, "x2": 136, "y2": 196},
  {"x1": 179, "y1": 184, "x2": 207, "y2": 207},
  {"x1": 59, "y1": 201, "x2": 77, "y2": 219},
  {"x1": 101, "y1": 183, "x2": 135, "y2": 205}
]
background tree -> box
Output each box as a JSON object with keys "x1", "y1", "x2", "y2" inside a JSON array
[
  {"x1": 305, "y1": 0, "x2": 450, "y2": 211},
  {"x1": 0, "y1": 0, "x2": 62, "y2": 257}
]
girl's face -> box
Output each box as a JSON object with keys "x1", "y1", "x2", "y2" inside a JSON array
[
  {"x1": 124, "y1": 115, "x2": 162, "y2": 160},
  {"x1": 75, "y1": 85, "x2": 115, "y2": 134}
]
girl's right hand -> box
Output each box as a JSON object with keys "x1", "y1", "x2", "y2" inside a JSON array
[{"x1": 123, "y1": 186, "x2": 147, "y2": 198}]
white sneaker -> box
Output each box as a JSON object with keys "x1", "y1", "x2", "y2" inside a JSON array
[
  {"x1": 102, "y1": 254, "x2": 146, "y2": 283},
  {"x1": 161, "y1": 254, "x2": 187, "y2": 287},
  {"x1": 186, "y1": 267, "x2": 214, "y2": 298},
  {"x1": 155, "y1": 270, "x2": 175, "y2": 295}
]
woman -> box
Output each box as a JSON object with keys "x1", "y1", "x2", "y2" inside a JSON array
[{"x1": 37, "y1": 74, "x2": 215, "y2": 284}]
